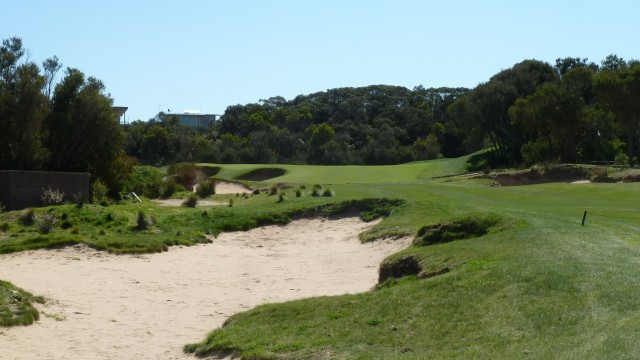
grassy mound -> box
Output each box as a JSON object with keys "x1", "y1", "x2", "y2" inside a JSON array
[
  {"x1": 0, "y1": 280, "x2": 44, "y2": 327},
  {"x1": 413, "y1": 214, "x2": 502, "y2": 246}
]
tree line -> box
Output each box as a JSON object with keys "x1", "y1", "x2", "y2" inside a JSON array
[
  {"x1": 127, "y1": 55, "x2": 640, "y2": 168},
  {"x1": 0, "y1": 37, "x2": 132, "y2": 195},
  {"x1": 4, "y1": 36, "x2": 640, "y2": 191},
  {"x1": 451, "y1": 56, "x2": 640, "y2": 167},
  {"x1": 125, "y1": 85, "x2": 472, "y2": 166}
]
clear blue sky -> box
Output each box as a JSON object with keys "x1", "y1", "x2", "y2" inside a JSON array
[{"x1": 3, "y1": 0, "x2": 639, "y2": 121}]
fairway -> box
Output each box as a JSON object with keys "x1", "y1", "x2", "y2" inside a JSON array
[{"x1": 203, "y1": 153, "x2": 471, "y2": 185}]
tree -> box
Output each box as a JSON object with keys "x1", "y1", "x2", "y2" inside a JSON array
[
  {"x1": 139, "y1": 125, "x2": 174, "y2": 166},
  {"x1": 593, "y1": 61, "x2": 640, "y2": 163},
  {"x1": 0, "y1": 38, "x2": 48, "y2": 170},
  {"x1": 42, "y1": 56, "x2": 61, "y2": 100}
]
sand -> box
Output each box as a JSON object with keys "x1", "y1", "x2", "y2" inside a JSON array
[{"x1": 0, "y1": 218, "x2": 410, "y2": 360}]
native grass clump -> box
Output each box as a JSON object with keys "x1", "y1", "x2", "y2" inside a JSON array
[{"x1": 0, "y1": 280, "x2": 45, "y2": 327}]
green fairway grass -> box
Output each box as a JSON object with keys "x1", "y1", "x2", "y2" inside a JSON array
[{"x1": 183, "y1": 158, "x2": 640, "y2": 359}]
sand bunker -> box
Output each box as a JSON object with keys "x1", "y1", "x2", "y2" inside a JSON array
[
  {"x1": 0, "y1": 218, "x2": 409, "y2": 359},
  {"x1": 214, "y1": 181, "x2": 251, "y2": 195},
  {"x1": 155, "y1": 199, "x2": 225, "y2": 207}
]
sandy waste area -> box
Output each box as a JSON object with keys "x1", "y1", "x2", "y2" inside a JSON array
[
  {"x1": 0, "y1": 217, "x2": 409, "y2": 359},
  {"x1": 155, "y1": 181, "x2": 251, "y2": 207}
]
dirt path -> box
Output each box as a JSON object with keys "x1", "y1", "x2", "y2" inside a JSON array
[{"x1": 0, "y1": 218, "x2": 409, "y2": 359}]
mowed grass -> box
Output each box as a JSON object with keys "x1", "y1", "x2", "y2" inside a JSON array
[
  {"x1": 185, "y1": 159, "x2": 640, "y2": 359},
  {"x1": 201, "y1": 152, "x2": 472, "y2": 185}
]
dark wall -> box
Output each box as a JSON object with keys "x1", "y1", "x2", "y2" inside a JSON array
[{"x1": 0, "y1": 171, "x2": 89, "y2": 210}]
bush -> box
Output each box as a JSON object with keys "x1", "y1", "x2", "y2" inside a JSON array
[
  {"x1": 277, "y1": 192, "x2": 285, "y2": 203},
  {"x1": 0, "y1": 222, "x2": 9, "y2": 232},
  {"x1": 19, "y1": 209, "x2": 35, "y2": 226},
  {"x1": 182, "y1": 194, "x2": 198, "y2": 208},
  {"x1": 167, "y1": 163, "x2": 203, "y2": 189},
  {"x1": 135, "y1": 210, "x2": 153, "y2": 230},
  {"x1": 34, "y1": 213, "x2": 58, "y2": 234},
  {"x1": 615, "y1": 152, "x2": 630, "y2": 166},
  {"x1": 197, "y1": 179, "x2": 215, "y2": 198},
  {"x1": 269, "y1": 185, "x2": 278, "y2": 196},
  {"x1": 295, "y1": 189, "x2": 301, "y2": 197},
  {"x1": 91, "y1": 180, "x2": 109, "y2": 204},
  {"x1": 41, "y1": 187, "x2": 65, "y2": 206},
  {"x1": 228, "y1": 199, "x2": 234, "y2": 207},
  {"x1": 123, "y1": 166, "x2": 164, "y2": 198},
  {"x1": 72, "y1": 193, "x2": 85, "y2": 209},
  {"x1": 161, "y1": 178, "x2": 177, "y2": 199},
  {"x1": 322, "y1": 188, "x2": 334, "y2": 197}
]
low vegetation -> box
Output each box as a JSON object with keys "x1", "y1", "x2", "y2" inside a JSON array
[{"x1": 0, "y1": 280, "x2": 44, "y2": 327}]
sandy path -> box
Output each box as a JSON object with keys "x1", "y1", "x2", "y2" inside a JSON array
[{"x1": 0, "y1": 218, "x2": 409, "y2": 360}]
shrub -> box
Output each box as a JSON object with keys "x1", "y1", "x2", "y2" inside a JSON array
[
  {"x1": 322, "y1": 188, "x2": 334, "y2": 197},
  {"x1": 252, "y1": 189, "x2": 260, "y2": 195},
  {"x1": 295, "y1": 189, "x2": 301, "y2": 197},
  {"x1": 136, "y1": 210, "x2": 152, "y2": 230},
  {"x1": 269, "y1": 185, "x2": 278, "y2": 196},
  {"x1": 91, "y1": 180, "x2": 109, "y2": 204},
  {"x1": 228, "y1": 199, "x2": 234, "y2": 207},
  {"x1": 123, "y1": 166, "x2": 164, "y2": 198},
  {"x1": 182, "y1": 194, "x2": 198, "y2": 208},
  {"x1": 615, "y1": 152, "x2": 630, "y2": 166},
  {"x1": 277, "y1": 192, "x2": 285, "y2": 203},
  {"x1": 19, "y1": 209, "x2": 35, "y2": 226},
  {"x1": 161, "y1": 178, "x2": 177, "y2": 199},
  {"x1": 197, "y1": 180, "x2": 215, "y2": 198},
  {"x1": 167, "y1": 163, "x2": 203, "y2": 189},
  {"x1": 72, "y1": 193, "x2": 85, "y2": 209},
  {"x1": 34, "y1": 213, "x2": 58, "y2": 234},
  {"x1": 311, "y1": 184, "x2": 323, "y2": 197},
  {"x1": 0, "y1": 222, "x2": 9, "y2": 232},
  {"x1": 41, "y1": 187, "x2": 65, "y2": 206}
]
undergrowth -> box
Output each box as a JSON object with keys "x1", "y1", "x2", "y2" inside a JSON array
[{"x1": 0, "y1": 280, "x2": 45, "y2": 327}]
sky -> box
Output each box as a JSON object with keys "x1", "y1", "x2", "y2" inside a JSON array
[{"x1": 3, "y1": 0, "x2": 639, "y2": 122}]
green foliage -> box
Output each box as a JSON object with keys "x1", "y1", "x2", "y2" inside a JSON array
[
  {"x1": 0, "y1": 280, "x2": 44, "y2": 327},
  {"x1": 182, "y1": 194, "x2": 198, "y2": 208},
  {"x1": 615, "y1": 152, "x2": 630, "y2": 166},
  {"x1": 18, "y1": 208, "x2": 35, "y2": 226},
  {"x1": 91, "y1": 180, "x2": 109, "y2": 204},
  {"x1": 135, "y1": 210, "x2": 151, "y2": 230},
  {"x1": 413, "y1": 214, "x2": 502, "y2": 246},
  {"x1": 33, "y1": 213, "x2": 58, "y2": 234},
  {"x1": 161, "y1": 178, "x2": 178, "y2": 198},
  {"x1": 72, "y1": 193, "x2": 85, "y2": 209},
  {"x1": 123, "y1": 166, "x2": 164, "y2": 199},
  {"x1": 197, "y1": 179, "x2": 215, "y2": 198}
]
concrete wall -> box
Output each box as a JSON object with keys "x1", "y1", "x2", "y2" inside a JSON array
[{"x1": 0, "y1": 170, "x2": 89, "y2": 210}]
